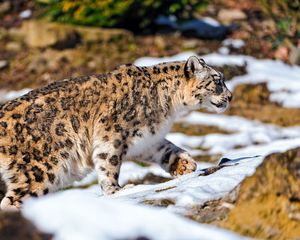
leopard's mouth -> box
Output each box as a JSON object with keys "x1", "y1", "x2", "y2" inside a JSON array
[
  {"x1": 210, "y1": 101, "x2": 227, "y2": 108},
  {"x1": 208, "y1": 100, "x2": 228, "y2": 113}
]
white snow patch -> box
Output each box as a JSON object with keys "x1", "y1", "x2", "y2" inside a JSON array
[
  {"x1": 112, "y1": 156, "x2": 263, "y2": 208},
  {"x1": 23, "y1": 194, "x2": 243, "y2": 240},
  {"x1": 171, "y1": 112, "x2": 300, "y2": 156},
  {"x1": 0, "y1": 88, "x2": 31, "y2": 103},
  {"x1": 19, "y1": 9, "x2": 32, "y2": 19},
  {"x1": 218, "y1": 46, "x2": 230, "y2": 55},
  {"x1": 202, "y1": 17, "x2": 221, "y2": 27},
  {"x1": 222, "y1": 39, "x2": 245, "y2": 49}
]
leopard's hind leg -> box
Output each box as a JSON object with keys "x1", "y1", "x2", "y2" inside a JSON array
[
  {"x1": 0, "y1": 167, "x2": 54, "y2": 211},
  {"x1": 0, "y1": 180, "x2": 54, "y2": 211},
  {"x1": 0, "y1": 182, "x2": 29, "y2": 211}
]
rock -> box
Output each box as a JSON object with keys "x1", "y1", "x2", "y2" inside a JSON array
[
  {"x1": 178, "y1": 18, "x2": 236, "y2": 40},
  {"x1": 153, "y1": 36, "x2": 166, "y2": 50},
  {"x1": 155, "y1": 16, "x2": 236, "y2": 40},
  {"x1": 5, "y1": 41, "x2": 22, "y2": 52},
  {"x1": 0, "y1": 28, "x2": 8, "y2": 41},
  {"x1": 187, "y1": 197, "x2": 236, "y2": 224},
  {"x1": 76, "y1": 25, "x2": 133, "y2": 45},
  {"x1": 28, "y1": 57, "x2": 48, "y2": 74},
  {"x1": 289, "y1": 44, "x2": 300, "y2": 65},
  {"x1": 218, "y1": 9, "x2": 247, "y2": 23},
  {"x1": 21, "y1": 20, "x2": 134, "y2": 49},
  {"x1": 155, "y1": 16, "x2": 177, "y2": 30},
  {"x1": 6, "y1": 27, "x2": 24, "y2": 42},
  {"x1": 21, "y1": 20, "x2": 81, "y2": 49},
  {"x1": 232, "y1": 83, "x2": 270, "y2": 105},
  {"x1": 0, "y1": 60, "x2": 8, "y2": 70},
  {"x1": 38, "y1": 48, "x2": 88, "y2": 68},
  {"x1": 182, "y1": 39, "x2": 198, "y2": 49},
  {"x1": 0, "y1": 1, "x2": 10, "y2": 16},
  {"x1": 220, "y1": 148, "x2": 300, "y2": 239},
  {"x1": 274, "y1": 46, "x2": 289, "y2": 62},
  {"x1": 0, "y1": 211, "x2": 52, "y2": 240}
]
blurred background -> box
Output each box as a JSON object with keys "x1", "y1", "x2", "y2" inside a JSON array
[
  {"x1": 0, "y1": 1, "x2": 300, "y2": 240},
  {"x1": 0, "y1": 0, "x2": 299, "y2": 91}
]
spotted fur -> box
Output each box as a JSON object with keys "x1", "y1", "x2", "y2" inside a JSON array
[{"x1": 0, "y1": 56, "x2": 232, "y2": 210}]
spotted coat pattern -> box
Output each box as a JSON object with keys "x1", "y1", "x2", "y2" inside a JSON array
[{"x1": 0, "y1": 56, "x2": 232, "y2": 210}]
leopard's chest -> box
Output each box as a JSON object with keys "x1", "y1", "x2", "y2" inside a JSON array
[{"x1": 126, "y1": 117, "x2": 175, "y2": 157}]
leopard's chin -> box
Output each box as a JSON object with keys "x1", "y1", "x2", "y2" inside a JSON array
[{"x1": 207, "y1": 101, "x2": 228, "y2": 113}]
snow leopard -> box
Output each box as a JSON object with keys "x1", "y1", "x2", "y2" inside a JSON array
[{"x1": 0, "y1": 56, "x2": 232, "y2": 210}]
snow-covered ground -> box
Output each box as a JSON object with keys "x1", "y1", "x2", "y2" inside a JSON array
[
  {"x1": 1, "y1": 49, "x2": 300, "y2": 239},
  {"x1": 23, "y1": 194, "x2": 244, "y2": 240},
  {"x1": 170, "y1": 112, "x2": 300, "y2": 158}
]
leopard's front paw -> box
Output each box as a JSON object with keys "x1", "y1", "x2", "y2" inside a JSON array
[
  {"x1": 170, "y1": 153, "x2": 197, "y2": 177},
  {"x1": 101, "y1": 184, "x2": 121, "y2": 195}
]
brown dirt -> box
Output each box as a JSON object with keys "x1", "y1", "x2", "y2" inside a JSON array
[
  {"x1": 0, "y1": 211, "x2": 52, "y2": 240},
  {"x1": 172, "y1": 123, "x2": 231, "y2": 136},
  {"x1": 227, "y1": 83, "x2": 300, "y2": 126},
  {"x1": 186, "y1": 199, "x2": 233, "y2": 224}
]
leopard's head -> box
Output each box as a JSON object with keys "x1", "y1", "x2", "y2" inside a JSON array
[{"x1": 183, "y1": 56, "x2": 232, "y2": 113}]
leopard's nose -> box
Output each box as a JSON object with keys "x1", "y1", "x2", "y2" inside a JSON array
[{"x1": 228, "y1": 93, "x2": 233, "y2": 102}]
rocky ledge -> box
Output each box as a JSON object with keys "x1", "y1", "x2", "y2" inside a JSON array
[{"x1": 217, "y1": 147, "x2": 300, "y2": 239}]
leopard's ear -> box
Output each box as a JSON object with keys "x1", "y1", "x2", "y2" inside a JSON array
[{"x1": 184, "y1": 56, "x2": 204, "y2": 79}]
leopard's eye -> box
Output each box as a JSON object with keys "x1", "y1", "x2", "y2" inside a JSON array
[
  {"x1": 212, "y1": 74, "x2": 222, "y2": 85},
  {"x1": 215, "y1": 79, "x2": 221, "y2": 85}
]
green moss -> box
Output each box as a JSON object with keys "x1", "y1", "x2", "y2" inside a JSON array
[
  {"x1": 36, "y1": 0, "x2": 208, "y2": 32},
  {"x1": 259, "y1": 0, "x2": 299, "y2": 47}
]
